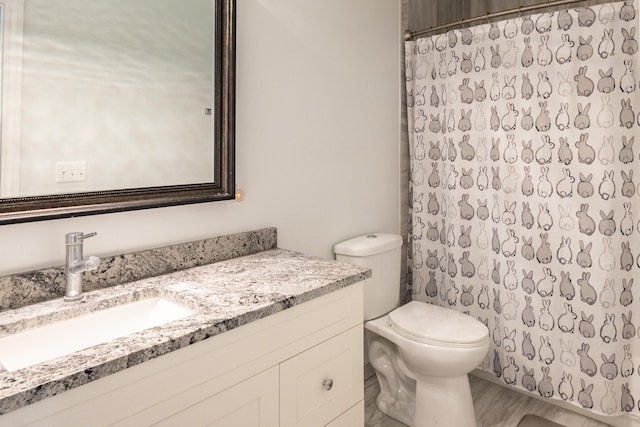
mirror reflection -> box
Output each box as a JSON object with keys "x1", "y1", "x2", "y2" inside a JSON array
[{"x1": 1, "y1": 0, "x2": 217, "y2": 198}]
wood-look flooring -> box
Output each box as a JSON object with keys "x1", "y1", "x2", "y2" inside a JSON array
[{"x1": 364, "y1": 373, "x2": 613, "y2": 427}]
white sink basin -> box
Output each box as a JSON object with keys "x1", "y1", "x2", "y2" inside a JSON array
[{"x1": 0, "y1": 297, "x2": 193, "y2": 372}]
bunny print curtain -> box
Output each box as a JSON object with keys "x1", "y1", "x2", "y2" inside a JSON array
[{"x1": 406, "y1": 0, "x2": 640, "y2": 417}]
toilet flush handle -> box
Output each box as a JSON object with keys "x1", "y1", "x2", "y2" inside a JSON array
[{"x1": 322, "y1": 379, "x2": 334, "y2": 391}]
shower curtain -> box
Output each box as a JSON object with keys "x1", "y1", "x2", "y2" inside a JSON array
[{"x1": 407, "y1": 0, "x2": 640, "y2": 416}]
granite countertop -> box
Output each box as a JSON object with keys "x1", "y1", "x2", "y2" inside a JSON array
[{"x1": 0, "y1": 249, "x2": 370, "y2": 415}]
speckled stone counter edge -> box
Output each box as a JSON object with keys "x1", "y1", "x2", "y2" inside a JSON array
[
  {"x1": 0, "y1": 248, "x2": 370, "y2": 415},
  {"x1": 0, "y1": 228, "x2": 277, "y2": 312}
]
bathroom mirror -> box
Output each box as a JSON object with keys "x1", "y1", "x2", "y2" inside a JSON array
[{"x1": 0, "y1": 0, "x2": 235, "y2": 224}]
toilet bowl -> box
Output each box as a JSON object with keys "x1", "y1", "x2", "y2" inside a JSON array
[
  {"x1": 333, "y1": 233, "x2": 489, "y2": 427},
  {"x1": 366, "y1": 302, "x2": 489, "y2": 427}
]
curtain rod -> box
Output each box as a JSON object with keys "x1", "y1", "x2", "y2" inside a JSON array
[{"x1": 404, "y1": 0, "x2": 590, "y2": 41}]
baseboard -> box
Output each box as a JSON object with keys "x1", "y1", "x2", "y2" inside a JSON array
[{"x1": 364, "y1": 363, "x2": 376, "y2": 381}]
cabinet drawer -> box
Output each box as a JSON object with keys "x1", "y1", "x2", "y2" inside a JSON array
[{"x1": 280, "y1": 326, "x2": 363, "y2": 427}]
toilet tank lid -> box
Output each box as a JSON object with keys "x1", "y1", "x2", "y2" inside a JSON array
[{"x1": 333, "y1": 233, "x2": 402, "y2": 257}]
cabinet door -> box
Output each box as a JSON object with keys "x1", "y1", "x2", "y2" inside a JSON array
[
  {"x1": 280, "y1": 326, "x2": 363, "y2": 427},
  {"x1": 326, "y1": 401, "x2": 364, "y2": 427},
  {"x1": 153, "y1": 367, "x2": 279, "y2": 427}
]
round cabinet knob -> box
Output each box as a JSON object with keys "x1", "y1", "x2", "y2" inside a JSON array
[{"x1": 322, "y1": 379, "x2": 334, "y2": 391}]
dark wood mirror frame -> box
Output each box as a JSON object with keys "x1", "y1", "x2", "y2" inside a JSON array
[{"x1": 0, "y1": 0, "x2": 236, "y2": 225}]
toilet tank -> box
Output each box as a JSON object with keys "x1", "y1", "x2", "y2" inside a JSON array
[{"x1": 333, "y1": 233, "x2": 403, "y2": 321}]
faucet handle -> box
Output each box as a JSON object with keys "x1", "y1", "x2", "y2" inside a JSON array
[
  {"x1": 85, "y1": 256, "x2": 101, "y2": 270},
  {"x1": 65, "y1": 232, "x2": 97, "y2": 244}
]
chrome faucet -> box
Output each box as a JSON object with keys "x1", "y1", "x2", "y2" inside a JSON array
[{"x1": 64, "y1": 232, "x2": 101, "y2": 302}]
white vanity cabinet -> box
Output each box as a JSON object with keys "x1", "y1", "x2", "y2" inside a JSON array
[
  {"x1": 0, "y1": 283, "x2": 364, "y2": 427},
  {"x1": 153, "y1": 366, "x2": 280, "y2": 426}
]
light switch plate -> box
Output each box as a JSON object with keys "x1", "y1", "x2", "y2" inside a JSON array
[{"x1": 55, "y1": 161, "x2": 87, "y2": 183}]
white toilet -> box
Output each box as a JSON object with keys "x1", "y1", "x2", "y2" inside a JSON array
[{"x1": 334, "y1": 233, "x2": 490, "y2": 427}]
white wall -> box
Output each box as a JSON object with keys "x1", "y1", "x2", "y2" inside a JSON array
[{"x1": 0, "y1": 0, "x2": 402, "y2": 276}]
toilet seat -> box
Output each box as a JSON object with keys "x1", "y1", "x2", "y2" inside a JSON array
[{"x1": 388, "y1": 301, "x2": 488, "y2": 348}]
